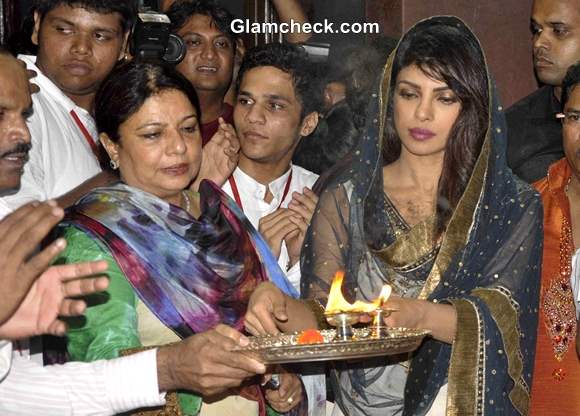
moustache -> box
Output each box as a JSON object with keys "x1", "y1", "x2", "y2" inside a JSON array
[
  {"x1": 533, "y1": 50, "x2": 553, "y2": 63},
  {"x1": 0, "y1": 142, "x2": 32, "y2": 158}
]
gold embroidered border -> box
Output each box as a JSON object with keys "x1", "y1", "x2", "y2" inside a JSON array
[
  {"x1": 375, "y1": 17, "x2": 491, "y2": 301},
  {"x1": 472, "y1": 288, "x2": 529, "y2": 415},
  {"x1": 446, "y1": 298, "x2": 482, "y2": 416},
  {"x1": 418, "y1": 136, "x2": 489, "y2": 300},
  {"x1": 373, "y1": 217, "x2": 436, "y2": 269},
  {"x1": 372, "y1": 42, "x2": 394, "y2": 188}
]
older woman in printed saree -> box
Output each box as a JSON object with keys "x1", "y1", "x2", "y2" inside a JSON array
[
  {"x1": 56, "y1": 61, "x2": 309, "y2": 416},
  {"x1": 244, "y1": 16, "x2": 543, "y2": 416}
]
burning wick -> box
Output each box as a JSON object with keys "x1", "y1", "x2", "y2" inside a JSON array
[
  {"x1": 324, "y1": 271, "x2": 392, "y2": 315},
  {"x1": 324, "y1": 271, "x2": 393, "y2": 340}
]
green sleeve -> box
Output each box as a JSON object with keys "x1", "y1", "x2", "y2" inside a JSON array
[
  {"x1": 56, "y1": 226, "x2": 141, "y2": 362},
  {"x1": 58, "y1": 227, "x2": 204, "y2": 416}
]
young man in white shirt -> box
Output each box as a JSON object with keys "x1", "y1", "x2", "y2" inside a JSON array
[
  {"x1": 0, "y1": 48, "x2": 265, "y2": 416},
  {"x1": 0, "y1": 0, "x2": 137, "y2": 371},
  {"x1": 0, "y1": 0, "x2": 239, "y2": 219},
  {"x1": 0, "y1": 0, "x2": 134, "y2": 217},
  {"x1": 223, "y1": 42, "x2": 323, "y2": 295},
  {"x1": 223, "y1": 42, "x2": 328, "y2": 415}
]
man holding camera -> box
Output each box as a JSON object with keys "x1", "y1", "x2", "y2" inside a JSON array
[
  {"x1": 167, "y1": 1, "x2": 238, "y2": 146},
  {"x1": 167, "y1": 0, "x2": 312, "y2": 146}
]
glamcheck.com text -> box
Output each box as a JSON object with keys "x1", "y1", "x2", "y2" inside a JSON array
[{"x1": 231, "y1": 19, "x2": 380, "y2": 35}]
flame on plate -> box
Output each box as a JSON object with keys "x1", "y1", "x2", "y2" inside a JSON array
[{"x1": 324, "y1": 271, "x2": 392, "y2": 314}]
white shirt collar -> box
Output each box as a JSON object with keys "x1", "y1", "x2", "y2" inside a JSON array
[
  {"x1": 232, "y1": 165, "x2": 293, "y2": 204},
  {"x1": 18, "y1": 54, "x2": 92, "y2": 118}
]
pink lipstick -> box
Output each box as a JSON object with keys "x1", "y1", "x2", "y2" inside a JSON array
[{"x1": 409, "y1": 128, "x2": 436, "y2": 141}]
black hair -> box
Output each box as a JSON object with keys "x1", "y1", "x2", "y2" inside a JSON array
[
  {"x1": 293, "y1": 100, "x2": 358, "y2": 174},
  {"x1": 383, "y1": 21, "x2": 489, "y2": 237},
  {"x1": 95, "y1": 61, "x2": 200, "y2": 144},
  {"x1": 237, "y1": 42, "x2": 323, "y2": 119},
  {"x1": 166, "y1": 0, "x2": 237, "y2": 44},
  {"x1": 32, "y1": 0, "x2": 136, "y2": 32},
  {"x1": 346, "y1": 38, "x2": 396, "y2": 129},
  {"x1": 322, "y1": 38, "x2": 397, "y2": 130},
  {"x1": 562, "y1": 62, "x2": 580, "y2": 108}
]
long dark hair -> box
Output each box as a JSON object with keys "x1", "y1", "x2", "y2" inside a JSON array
[
  {"x1": 383, "y1": 22, "x2": 489, "y2": 236},
  {"x1": 95, "y1": 61, "x2": 200, "y2": 144}
]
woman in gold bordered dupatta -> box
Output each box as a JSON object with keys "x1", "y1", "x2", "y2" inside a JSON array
[{"x1": 244, "y1": 16, "x2": 543, "y2": 416}]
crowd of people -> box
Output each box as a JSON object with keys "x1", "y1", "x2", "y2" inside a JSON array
[{"x1": 0, "y1": 0, "x2": 579, "y2": 415}]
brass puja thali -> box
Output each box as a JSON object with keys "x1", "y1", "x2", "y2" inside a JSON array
[
  {"x1": 239, "y1": 271, "x2": 429, "y2": 364},
  {"x1": 238, "y1": 327, "x2": 429, "y2": 364}
]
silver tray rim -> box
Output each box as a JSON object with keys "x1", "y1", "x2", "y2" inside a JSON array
[{"x1": 238, "y1": 327, "x2": 430, "y2": 364}]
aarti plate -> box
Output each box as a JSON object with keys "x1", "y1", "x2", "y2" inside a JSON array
[{"x1": 238, "y1": 327, "x2": 429, "y2": 364}]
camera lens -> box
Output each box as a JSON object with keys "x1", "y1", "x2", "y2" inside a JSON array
[{"x1": 163, "y1": 34, "x2": 186, "y2": 65}]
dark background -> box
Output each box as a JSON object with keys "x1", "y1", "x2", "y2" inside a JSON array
[{"x1": 2, "y1": 0, "x2": 537, "y2": 107}]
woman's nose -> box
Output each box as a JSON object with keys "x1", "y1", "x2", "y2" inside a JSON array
[
  {"x1": 415, "y1": 98, "x2": 434, "y2": 121},
  {"x1": 168, "y1": 130, "x2": 187, "y2": 154}
]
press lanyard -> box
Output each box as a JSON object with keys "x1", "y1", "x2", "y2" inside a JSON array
[
  {"x1": 70, "y1": 110, "x2": 100, "y2": 163},
  {"x1": 228, "y1": 171, "x2": 293, "y2": 212}
]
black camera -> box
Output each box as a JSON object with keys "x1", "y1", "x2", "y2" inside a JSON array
[{"x1": 130, "y1": 2, "x2": 186, "y2": 65}]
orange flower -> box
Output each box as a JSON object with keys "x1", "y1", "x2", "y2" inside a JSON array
[{"x1": 297, "y1": 329, "x2": 324, "y2": 345}]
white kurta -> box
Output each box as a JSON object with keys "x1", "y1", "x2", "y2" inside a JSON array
[
  {"x1": 222, "y1": 165, "x2": 326, "y2": 416},
  {"x1": 0, "y1": 340, "x2": 165, "y2": 415},
  {"x1": 222, "y1": 164, "x2": 319, "y2": 294}
]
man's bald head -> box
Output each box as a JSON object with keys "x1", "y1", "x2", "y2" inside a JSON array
[{"x1": 0, "y1": 52, "x2": 33, "y2": 196}]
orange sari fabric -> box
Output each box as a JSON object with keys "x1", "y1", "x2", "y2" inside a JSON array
[{"x1": 530, "y1": 158, "x2": 580, "y2": 415}]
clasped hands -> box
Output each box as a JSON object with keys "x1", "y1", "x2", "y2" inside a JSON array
[{"x1": 259, "y1": 187, "x2": 318, "y2": 268}]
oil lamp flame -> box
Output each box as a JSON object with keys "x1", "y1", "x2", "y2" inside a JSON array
[
  {"x1": 324, "y1": 271, "x2": 392, "y2": 315},
  {"x1": 378, "y1": 284, "x2": 392, "y2": 306}
]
